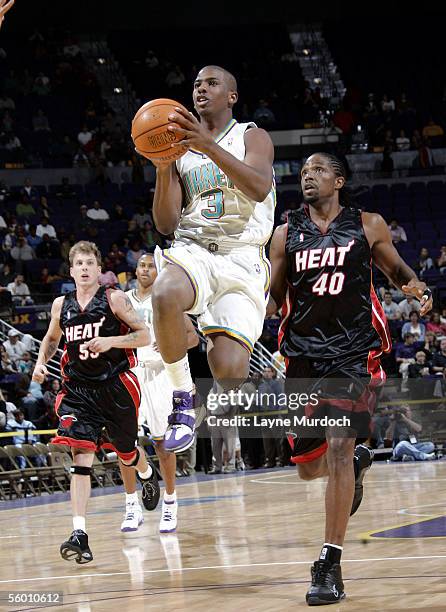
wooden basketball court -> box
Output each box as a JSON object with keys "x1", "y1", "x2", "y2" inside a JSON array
[{"x1": 1, "y1": 462, "x2": 445, "y2": 611}]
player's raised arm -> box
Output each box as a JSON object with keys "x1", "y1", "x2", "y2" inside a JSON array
[
  {"x1": 33, "y1": 296, "x2": 64, "y2": 383},
  {"x1": 85, "y1": 290, "x2": 150, "y2": 353},
  {"x1": 170, "y1": 107, "x2": 273, "y2": 202},
  {"x1": 363, "y1": 212, "x2": 433, "y2": 316},
  {"x1": 267, "y1": 224, "x2": 288, "y2": 316},
  {"x1": 152, "y1": 161, "x2": 184, "y2": 235}
]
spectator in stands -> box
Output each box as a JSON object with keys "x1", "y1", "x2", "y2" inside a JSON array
[
  {"x1": 121, "y1": 270, "x2": 136, "y2": 291},
  {"x1": 396, "y1": 129, "x2": 410, "y2": 151},
  {"x1": 108, "y1": 242, "x2": 126, "y2": 268},
  {"x1": 111, "y1": 203, "x2": 128, "y2": 222},
  {"x1": 36, "y1": 234, "x2": 61, "y2": 260},
  {"x1": 10, "y1": 236, "x2": 35, "y2": 269},
  {"x1": 7, "y1": 410, "x2": 37, "y2": 453},
  {"x1": 40, "y1": 266, "x2": 61, "y2": 294},
  {"x1": 382, "y1": 291, "x2": 401, "y2": 320},
  {"x1": 253, "y1": 99, "x2": 276, "y2": 127},
  {"x1": 383, "y1": 129, "x2": 395, "y2": 150},
  {"x1": 27, "y1": 225, "x2": 42, "y2": 250},
  {"x1": 141, "y1": 220, "x2": 160, "y2": 250},
  {"x1": 16, "y1": 195, "x2": 36, "y2": 220},
  {"x1": 387, "y1": 405, "x2": 435, "y2": 461},
  {"x1": 416, "y1": 141, "x2": 434, "y2": 169},
  {"x1": 36, "y1": 216, "x2": 57, "y2": 239},
  {"x1": 426, "y1": 312, "x2": 446, "y2": 336},
  {"x1": 99, "y1": 267, "x2": 119, "y2": 287},
  {"x1": 165, "y1": 64, "x2": 185, "y2": 88},
  {"x1": 86, "y1": 200, "x2": 109, "y2": 222},
  {"x1": 401, "y1": 310, "x2": 426, "y2": 341},
  {"x1": 131, "y1": 204, "x2": 150, "y2": 229},
  {"x1": 33, "y1": 71, "x2": 50, "y2": 96},
  {"x1": 126, "y1": 239, "x2": 146, "y2": 270},
  {"x1": 431, "y1": 338, "x2": 446, "y2": 376},
  {"x1": 416, "y1": 247, "x2": 434, "y2": 277},
  {"x1": 2, "y1": 226, "x2": 16, "y2": 256},
  {"x1": 436, "y1": 245, "x2": 446, "y2": 273},
  {"x1": 388, "y1": 219, "x2": 407, "y2": 244},
  {"x1": 55, "y1": 176, "x2": 77, "y2": 199},
  {"x1": 38, "y1": 195, "x2": 51, "y2": 219},
  {"x1": 2, "y1": 109, "x2": 14, "y2": 133},
  {"x1": 0, "y1": 93, "x2": 15, "y2": 111},
  {"x1": 0, "y1": 343, "x2": 16, "y2": 378},
  {"x1": 422, "y1": 118, "x2": 444, "y2": 143},
  {"x1": 0, "y1": 262, "x2": 14, "y2": 287},
  {"x1": 32, "y1": 109, "x2": 51, "y2": 132},
  {"x1": 6, "y1": 275, "x2": 33, "y2": 306},
  {"x1": 408, "y1": 351, "x2": 432, "y2": 379},
  {"x1": 145, "y1": 49, "x2": 159, "y2": 69},
  {"x1": 381, "y1": 93, "x2": 395, "y2": 113},
  {"x1": 380, "y1": 146, "x2": 394, "y2": 175},
  {"x1": 411, "y1": 129, "x2": 423, "y2": 150},
  {"x1": 396, "y1": 333, "x2": 417, "y2": 389},
  {"x1": 17, "y1": 351, "x2": 33, "y2": 376},
  {"x1": 3, "y1": 328, "x2": 27, "y2": 365},
  {"x1": 73, "y1": 146, "x2": 89, "y2": 167},
  {"x1": 399, "y1": 294, "x2": 421, "y2": 320},
  {"x1": 43, "y1": 378, "x2": 60, "y2": 412},
  {"x1": 423, "y1": 331, "x2": 438, "y2": 361}
]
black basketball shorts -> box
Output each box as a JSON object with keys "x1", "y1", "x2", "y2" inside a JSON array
[
  {"x1": 285, "y1": 353, "x2": 383, "y2": 464},
  {"x1": 52, "y1": 371, "x2": 141, "y2": 461}
]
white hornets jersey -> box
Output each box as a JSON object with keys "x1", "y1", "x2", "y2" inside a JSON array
[
  {"x1": 175, "y1": 120, "x2": 275, "y2": 247},
  {"x1": 126, "y1": 289, "x2": 162, "y2": 364}
]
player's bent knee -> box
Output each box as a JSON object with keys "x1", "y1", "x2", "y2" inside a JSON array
[{"x1": 327, "y1": 437, "x2": 355, "y2": 463}]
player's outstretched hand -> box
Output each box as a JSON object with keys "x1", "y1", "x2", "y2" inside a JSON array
[
  {"x1": 32, "y1": 364, "x2": 48, "y2": 384},
  {"x1": 168, "y1": 107, "x2": 214, "y2": 154},
  {"x1": 402, "y1": 280, "x2": 433, "y2": 316},
  {"x1": 0, "y1": 0, "x2": 15, "y2": 29},
  {"x1": 83, "y1": 337, "x2": 113, "y2": 354}
]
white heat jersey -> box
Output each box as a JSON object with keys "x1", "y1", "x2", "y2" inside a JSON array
[
  {"x1": 175, "y1": 120, "x2": 275, "y2": 247},
  {"x1": 126, "y1": 289, "x2": 162, "y2": 364}
]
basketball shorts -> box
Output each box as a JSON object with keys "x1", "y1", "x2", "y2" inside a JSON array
[
  {"x1": 285, "y1": 354, "x2": 383, "y2": 464},
  {"x1": 52, "y1": 371, "x2": 141, "y2": 461},
  {"x1": 155, "y1": 241, "x2": 270, "y2": 353},
  {"x1": 133, "y1": 362, "x2": 173, "y2": 440}
]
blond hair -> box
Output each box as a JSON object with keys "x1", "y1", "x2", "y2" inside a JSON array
[{"x1": 69, "y1": 241, "x2": 102, "y2": 267}]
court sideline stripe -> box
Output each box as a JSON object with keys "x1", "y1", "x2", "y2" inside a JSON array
[{"x1": 1, "y1": 555, "x2": 446, "y2": 584}]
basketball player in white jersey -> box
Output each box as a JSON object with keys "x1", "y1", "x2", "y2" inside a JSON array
[
  {"x1": 137, "y1": 65, "x2": 275, "y2": 453},
  {"x1": 119, "y1": 253, "x2": 198, "y2": 532}
]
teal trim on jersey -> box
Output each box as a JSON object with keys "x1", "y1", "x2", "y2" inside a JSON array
[{"x1": 201, "y1": 325, "x2": 254, "y2": 352}]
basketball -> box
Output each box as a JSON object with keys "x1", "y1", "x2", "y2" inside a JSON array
[{"x1": 131, "y1": 98, "x2": 189, "y2": 162}]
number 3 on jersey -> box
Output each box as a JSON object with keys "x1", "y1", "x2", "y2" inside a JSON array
[
  {"x1": 201, "y1": 188, "x2": 224, "y2": 219},
  {"x1": 312, "y1": 272, "x2": 345, "y2": 296}
]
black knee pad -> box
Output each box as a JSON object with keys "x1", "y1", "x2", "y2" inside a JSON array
[{"x1": 70, "y1": 465, "x2": 92, "y2": 476}]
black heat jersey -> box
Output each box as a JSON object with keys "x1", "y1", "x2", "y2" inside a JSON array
[
  {"x1": 60, "y1": 286, "x2": 136, "y2": 384},
  {"x1": 279, "y1": 206, "x2": 390, "y2": 361}
]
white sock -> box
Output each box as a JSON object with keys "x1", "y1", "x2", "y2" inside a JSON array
[
  {"x1": 138, "y1": 463, "x2": 153, "y2": 480},
  {"x1": 73, "y1": 516, "x2": 86, "y2": 532},
  {"x1": 164, "y1": 491, "x2": 176, "y2": 503},
  {"x1": 126, "y1": 492, "x2": 139, "y2": 505},
  {"x1": 163, "y1": 355, "x2": 193, "y2": 393}
]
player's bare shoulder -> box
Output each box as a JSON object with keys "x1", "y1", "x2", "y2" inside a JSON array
[
  {"x1": 51, "y1": 295, "x2": 65, "y2": 318},
  {"x1": 244, "y1": 126, "x2": 274, "y2": 150},
  {"x1": 362, "y1": 211, "x2": 391, "y2": 246}
]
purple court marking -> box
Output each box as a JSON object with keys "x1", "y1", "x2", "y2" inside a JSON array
[
  {"x1": 370, "y1": 516, "x2": 446, "y2": 539},
  {"x1": 0, "y1": 466, "x2": 292, "y2": 511}
]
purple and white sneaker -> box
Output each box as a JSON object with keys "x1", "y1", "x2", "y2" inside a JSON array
[
  {"x1": 164, "y1": 391, "x2": 196, "y2": 453},
  {"x1": 159, "y1": 499, "x2": 178, "y2": 533}
]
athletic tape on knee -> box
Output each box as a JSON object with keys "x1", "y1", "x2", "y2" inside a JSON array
[{"x1": 70, "y1": 465, "x2": 92, "y2": 476}]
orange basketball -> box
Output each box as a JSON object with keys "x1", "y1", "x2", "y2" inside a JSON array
[{"x1": 131, "y1": 98, "x2": 189, "y2": 162}]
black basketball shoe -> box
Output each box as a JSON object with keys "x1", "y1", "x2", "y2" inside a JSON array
[
  {"x1": 306, "y1": 560, "x2": 345, "y2": 605},
  {"x1": 60, "y1": 530, "x2": 93, "y2": 564},
  {"x1": 137, "y1": 457, "x2": 160, "y2": 511},
  {"x1": 351, "y1": 444, "x2": 374, "y2": 516}
]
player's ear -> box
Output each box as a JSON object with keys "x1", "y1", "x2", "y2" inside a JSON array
[
  {"x1": 228, "y1": 91, "x2": 238, "y2": 108},
  {"x1": 335, "y1": 176, "x2": 345, "y2": 190}
]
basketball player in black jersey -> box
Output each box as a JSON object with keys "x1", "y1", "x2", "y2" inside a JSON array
[
  {"x1": 268, "y1": 153, "x2": 433, "y2": 605},
  {"x1": 33, "y1": 241, "x2": 159, "y2": 564}
]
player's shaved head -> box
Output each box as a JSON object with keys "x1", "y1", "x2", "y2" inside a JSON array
[{"x1": 197, "y1": 65, "x2": 238, "y2": 93}]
